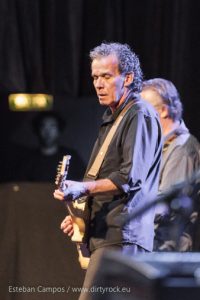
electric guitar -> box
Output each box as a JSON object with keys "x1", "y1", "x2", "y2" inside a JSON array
[{"x1": 55, "y1": 155, "x2": 90, "y2": 269}]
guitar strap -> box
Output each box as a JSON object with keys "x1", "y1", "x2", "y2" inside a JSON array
[
  {"x1": 70, "y1": 100, "x2": 135, "y2": 269},
  {"x1": 87, "y1": 100, "x2": 135, "y2": 178}
]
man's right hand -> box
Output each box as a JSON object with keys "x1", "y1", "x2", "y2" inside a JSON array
[{"x1": 60, "y1": 215, "x2": 74, "y2": 237}]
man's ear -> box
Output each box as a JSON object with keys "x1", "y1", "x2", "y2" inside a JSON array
[{"x1": 124, "y1": 72, "x2": 134, "y2": 87}]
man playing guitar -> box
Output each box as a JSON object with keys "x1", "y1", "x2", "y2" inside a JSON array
[{"x1": 54, "y1": 42, "x2": 162, "y2": 300}]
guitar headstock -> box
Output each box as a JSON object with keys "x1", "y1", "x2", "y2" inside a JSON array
[{"x1": 55, "y1": 155, "x2": 71, "y2": 190}]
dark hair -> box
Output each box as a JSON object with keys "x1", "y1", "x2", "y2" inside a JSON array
[
  {"x1": 32, "y1": 111, "x2": 65, "y2": 134},
  {"x1": 142, "y1": 78, "x2": 183, "y2": 121},
  {"x1": 89, "y1": 42, "x2": 143, "y2": 93}
]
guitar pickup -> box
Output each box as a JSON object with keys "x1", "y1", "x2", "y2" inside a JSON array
[{"x1": 77, "y1": 196, "x2": 88, "y2": 204}]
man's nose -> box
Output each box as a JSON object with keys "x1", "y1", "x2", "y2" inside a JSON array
[{"x1": 95, "y1": 77, "x2": 104, "y2": 88}]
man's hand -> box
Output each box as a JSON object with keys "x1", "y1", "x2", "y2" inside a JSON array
[
  {"x1": 54, "y1": 180, "x2": 88, "y2": 201},
  {"x1": 54, "y1": 189, "x2": 65, "y2": 201},
  {"x1": 60, "y1": 215, "x2": 74, "y2": 236}
]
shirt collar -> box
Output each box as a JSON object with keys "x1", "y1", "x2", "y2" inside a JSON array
[
  {"x1": 101, "y1": 92, "x2": 140, "y2": 125},
  {"x1": 163, "y1": 120, "x2": 189, "y2": 152},
  {"x1": 164, "y1": 119, "x2": 189, "y2": 142}
]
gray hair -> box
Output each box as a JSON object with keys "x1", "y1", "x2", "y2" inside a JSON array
[
  {"x1": 142, "y1": 78, "x2": 183, "y2": 121},
  {"x1": 89, "y1": 42, "x2": 143, "y2": 93}
]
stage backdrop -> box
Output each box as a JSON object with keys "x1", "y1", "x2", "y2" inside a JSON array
[
  {"x1": 0, "y1": 182, "x2": 85, "y2": 300},
  {"x1": 0, "y1": 0, "x2": 199, "y2": 158}
]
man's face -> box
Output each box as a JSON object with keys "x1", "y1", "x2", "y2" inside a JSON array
[
  {"x1": 141, "y1": 88, "x2": 171, "y2": 134},
  {"x1": 39, "y1": 117, "x2": 59, "y2": 146},
  {"x1": 91, "y1": 54, "x2": 126, "y2": 110},
  {"x1": 140, "y1": 88, "x2": 163, "y2": 118}
]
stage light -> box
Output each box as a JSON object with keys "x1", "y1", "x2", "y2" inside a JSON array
[{"x1": 8, "y1": 93, "x2": 53, "y2": 111}]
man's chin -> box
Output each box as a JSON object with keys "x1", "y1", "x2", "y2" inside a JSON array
[{"x1": 98, "y1": 99, "x2": 108, "y2": 106}]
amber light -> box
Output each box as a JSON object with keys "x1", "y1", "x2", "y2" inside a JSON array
[{"x1": 8, "y1": 93, "x2": 53, "y2": 111}]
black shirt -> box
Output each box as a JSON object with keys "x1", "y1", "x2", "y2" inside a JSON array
[{"x1": 84, "y1": 95, "x2": 162, "y2": 252}]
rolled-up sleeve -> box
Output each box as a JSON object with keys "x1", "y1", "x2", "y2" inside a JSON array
[{"x1": 108, "y1": 111, "x2": 159, "y2": 193}]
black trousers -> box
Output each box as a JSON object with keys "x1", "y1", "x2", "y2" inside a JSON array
[{"x1": 79, "y1": 243, "x2": 147, "y2": 300}]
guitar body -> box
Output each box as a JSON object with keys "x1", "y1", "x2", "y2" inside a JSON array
[
  {"x1": 66, "y1": 198, "x2": 88, "y2": 243},
  {"x1": 66, "y1": 198, "x2": 90, "y2": 269},
  {"x1": 55, "y1": 155, "x2": 90, "y2": 269}
]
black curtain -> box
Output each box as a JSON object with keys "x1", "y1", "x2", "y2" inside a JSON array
[
  {"x1": 0, "y1": 0, "x2": 199, "y2": 96},
  {"x1": 0, "y1": 0, "x2": 199, "y2": 173},
  {"x1": 0, "y1": 0, "x2": 55, "y2": 93},
  {"x1": 0, "y1": 0, "x2": 199, "y2": 157}
]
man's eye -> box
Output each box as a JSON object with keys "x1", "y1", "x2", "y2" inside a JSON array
[{"x1": 104, "y1": 75, "x2": 111, "y2": 79}]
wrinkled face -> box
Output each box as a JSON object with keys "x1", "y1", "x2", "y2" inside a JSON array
[{"x1": 91, "y1": 54, "x2": 126, "y2": 110}]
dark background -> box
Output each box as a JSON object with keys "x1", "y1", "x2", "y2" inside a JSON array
[
  {"x1": 0, "y1": 0, "x2": 199, "y2": 166},
  {"x1": 0, "y1": 1, "x2": 200, "y2": 299},
  {"x1": 0, "y1": 182, "x2": 86, "y2": 300}
]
